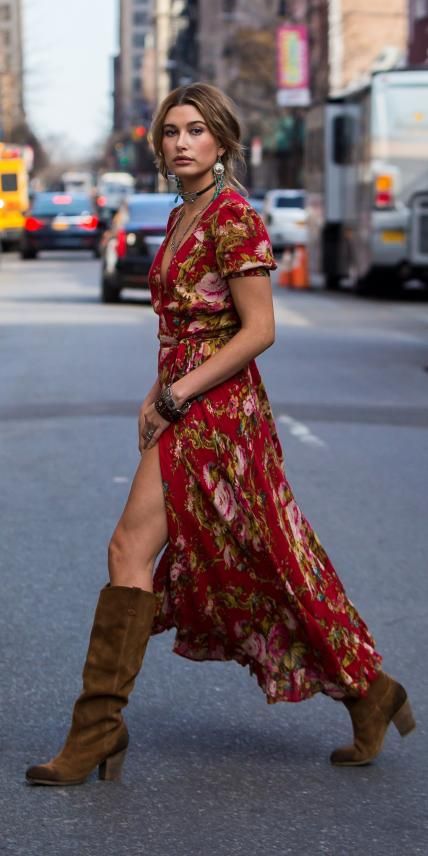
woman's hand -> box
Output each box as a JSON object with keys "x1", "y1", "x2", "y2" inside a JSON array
[{"x1": 138, "y1": 401, "x2": 170, "y2": 454}]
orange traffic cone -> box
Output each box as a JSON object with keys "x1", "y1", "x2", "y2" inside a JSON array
[
  {"x1": 278, "y1": 249, "x2": 294, "y2": 288},
  {"x1": 290, "y1": 245, "x2": 309, "y2": 289}
]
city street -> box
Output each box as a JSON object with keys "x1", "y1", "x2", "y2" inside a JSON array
[{"x1": 1, "y1": 251, "x2": 427, "y2": 856}]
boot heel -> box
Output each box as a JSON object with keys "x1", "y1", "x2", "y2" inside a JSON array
[
  {"x1": 98, "y1": 748, "x2": 127, "y2": 782},
  {"x1": 392, "y1": 698, "x2": 416, "y2": 737}
]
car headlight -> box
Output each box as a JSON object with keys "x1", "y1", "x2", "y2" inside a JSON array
[{"x1": 126, "y1": 232, "x2": 136, "y2": 246}]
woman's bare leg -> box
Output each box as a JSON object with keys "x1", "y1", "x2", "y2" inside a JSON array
[{"x1": 108, "y1": 445, "x2": 168, "y2": 591}]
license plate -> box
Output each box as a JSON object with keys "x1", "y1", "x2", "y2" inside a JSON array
[
  {"x1": 381, "y1": 230, "x2": 405, "y2": 243},
  {"x1": 53, "y1": 220, "x2": 69, "y2": 231}
]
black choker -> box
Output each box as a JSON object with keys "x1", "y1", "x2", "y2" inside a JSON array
[{"x1": 180, "y1": 180, "x2": 216, "y2": 204}]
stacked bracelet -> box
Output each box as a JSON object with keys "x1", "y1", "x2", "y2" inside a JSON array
[{"x1": 155, "y1": 384, "x2": 192, "y2": 423}]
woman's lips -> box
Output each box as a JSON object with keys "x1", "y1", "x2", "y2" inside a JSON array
[{"x1": 174, "y1": 158, "x2": 193, "y2": 164}]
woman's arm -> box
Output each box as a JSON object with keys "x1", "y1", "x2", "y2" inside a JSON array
[{"x1": 171, "y1": 273, "x2": 275, "y2": 408}]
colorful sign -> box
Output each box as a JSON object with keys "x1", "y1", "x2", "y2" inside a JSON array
[{"x1": 277, "y1": 24, "x2": 310, "y2": 107}]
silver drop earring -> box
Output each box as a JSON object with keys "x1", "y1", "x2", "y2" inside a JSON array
[{"x1": 212, "y1": 156, "x2": 225, "y2": 198}]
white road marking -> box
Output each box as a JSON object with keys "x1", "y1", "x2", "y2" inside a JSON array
[
  {"x1": 273, "y1": 297, "x2": 312, "y2": 327},
  {"x1": 278, "y1": 413, "x2": 326, "y2": 447},
  {"x1": 0, "y1": 300, "x2": 154, "y2": 326}
]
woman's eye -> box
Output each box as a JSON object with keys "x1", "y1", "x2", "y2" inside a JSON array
[
  {"x1": 164, "y1": 129, "x2": 176, "y2": 137},
  {"x1": 191, "y1": 127, "x2": 204, "y2": 135}
]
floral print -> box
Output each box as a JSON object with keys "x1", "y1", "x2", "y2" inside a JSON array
[{"x1": 148, "y1": 188, "x2": 381, "y2": 703}]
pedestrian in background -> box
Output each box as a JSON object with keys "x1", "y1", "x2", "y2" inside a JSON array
[{"x1": 26, "y1": 83, "x2": 415, "y2": 786}]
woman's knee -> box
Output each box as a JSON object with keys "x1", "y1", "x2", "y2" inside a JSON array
[
  {"x1": 108, "y1": 522, "x2": 158, "y2": 574},
  {"x1": 108, "y1": 527, "x2": 127, "y2": 572}
]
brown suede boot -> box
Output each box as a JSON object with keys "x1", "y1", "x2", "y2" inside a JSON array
[
  {"x1": 330, "y1": 671, "x2": 416, "y2": 766},
  {"x1": 26, "y1": 585, "x2": 156, "y2": 785}
]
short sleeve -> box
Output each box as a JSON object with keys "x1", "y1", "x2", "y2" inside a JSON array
[{"x1": 213, "y1": 196, "x2": 277, "y2": 280}]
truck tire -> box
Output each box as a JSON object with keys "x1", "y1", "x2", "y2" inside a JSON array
[{"x1": 356, "y1": 267, "x2": 402, "y2": 298}]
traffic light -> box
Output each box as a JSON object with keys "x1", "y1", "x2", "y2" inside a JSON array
[{"x1": 132, "y1": 126, "x2": 146, "y2": 141}]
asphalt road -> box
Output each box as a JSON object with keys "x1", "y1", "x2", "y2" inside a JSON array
[{"x1": 1, "y1": 251, "x2": 427, "y2": 856}]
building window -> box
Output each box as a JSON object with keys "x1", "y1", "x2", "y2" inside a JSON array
[
  {"x1": 133, "y1": 33, "x2": 146, "y2": 48},
  {"x1": 1, "y1": 173, "x2": 18, "y2": 192},
  {"x1": 133, "y1": 11, "x2": 147, "y2": 26},
  {"x1": 132, "y1": 77, "x2": 141, "y2": 93},
  {"x1": 0, "y1": 6, "x2": 11, "y2": 21}
]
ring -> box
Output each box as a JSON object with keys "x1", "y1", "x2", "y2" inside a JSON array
[{"x1": 144, "y1": 430, "x2": 155, "y2": 440}]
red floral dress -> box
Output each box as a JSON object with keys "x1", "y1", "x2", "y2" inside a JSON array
[{"x1": 149, "y1": 188, "x2": 382, "y2": 703}]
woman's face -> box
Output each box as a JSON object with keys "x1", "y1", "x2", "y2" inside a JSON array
[{"x1": 162, "y1": 104, "x2": 224, "y2": 188}]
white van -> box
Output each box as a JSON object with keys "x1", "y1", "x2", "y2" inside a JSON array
[{"x1": 262, "y1": 189, "x2": 307, "y2": 252}]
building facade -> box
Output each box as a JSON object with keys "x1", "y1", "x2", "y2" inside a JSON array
[
  {"x1": 167, "y1": 0, "x2": 198, "y2": 90},
  {"x1": 0, "y1": 0, "x2": 25, "y2": 138},
  {"x1": 197, "y1": 0, "x2": 308, "y2": 189},
  {"x1": 328, "y1": 0, "x2": 408, "y2": 95},
  {"x1": 115, "y1": 0, "x2": 154, "y2": 131}
]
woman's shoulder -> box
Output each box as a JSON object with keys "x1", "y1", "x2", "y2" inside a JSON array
[
  {"x1": 217, "y1": 187, "x2": 251, "y2": 210},
  {"x1": 212, "y1": 188, "x2": 262, "y2": 224}
]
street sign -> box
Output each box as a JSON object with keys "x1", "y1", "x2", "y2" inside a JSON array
[{"x1": 277, "y1": 24, "x2": 310, "y2": 107}]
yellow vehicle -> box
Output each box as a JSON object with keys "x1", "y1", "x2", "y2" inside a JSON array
[{"x1": 0, "y1": 145, "x2": 30, "y2": 247}]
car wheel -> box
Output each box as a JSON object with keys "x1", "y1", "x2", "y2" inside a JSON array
[
  {"x1": 101, "y1": 276, "x2": 120, "y2": 303},
  {"x1": 20, "y1": 248, "x2": 37, "y2": 260}
]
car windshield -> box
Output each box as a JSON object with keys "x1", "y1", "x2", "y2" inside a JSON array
[
  {"x1": 103, "y1": 182, "x2": 133, "y2": 194},
  {"x1": 274, "y1": 195, "x2": 305, "y2": 209},
  {"x1": 127, "y1": 197, "x2": 176, "y2": 224},
  {"x1": 31, "y1": 194, "x2": 93, "y2": 215}
]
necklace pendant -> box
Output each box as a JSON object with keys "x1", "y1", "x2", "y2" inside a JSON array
[{"x1": 182, "y1": 190, "x2": 198, "y2": 204}]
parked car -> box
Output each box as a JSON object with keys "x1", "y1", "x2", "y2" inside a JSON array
[
  {"x1": 20, "y1": 192, "x2": 102, "y2": 259},
  {"x1": 262, "y1": 189, "x2": 307, "y2": 252},
  {"x1": 100, "y1": 192, "x2": 177, "y2": 303}
]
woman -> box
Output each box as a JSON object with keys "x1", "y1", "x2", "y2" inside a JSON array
[{"x1": 26, "y1": 84, "x2": 415, "y2": 786}]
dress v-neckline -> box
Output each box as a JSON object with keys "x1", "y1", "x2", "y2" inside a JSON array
[{"x1": 158, "y1": 189, "x2": 229, "y2": 289}]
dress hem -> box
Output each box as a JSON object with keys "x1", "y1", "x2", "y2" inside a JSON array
[{"x1": 150, "y1": 625, "x2": 382, "y2": 705}]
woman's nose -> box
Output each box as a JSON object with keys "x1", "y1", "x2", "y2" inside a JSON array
[{"x1": 176, "y1": 132, "x2": 188, "y2": 149}]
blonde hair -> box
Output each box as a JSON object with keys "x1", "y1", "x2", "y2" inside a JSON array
[{"x1": 149, "y1": 82, "x2": 246, "y2": 192}]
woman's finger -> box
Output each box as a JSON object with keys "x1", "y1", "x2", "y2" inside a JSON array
[{"x1": 141, "y1": 424, "x2": 159, "y2": 450}]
